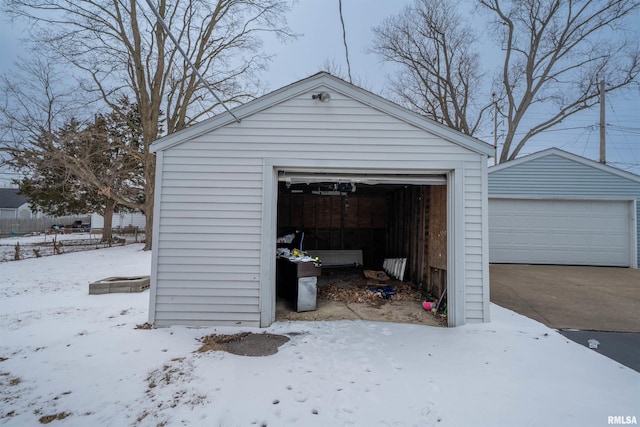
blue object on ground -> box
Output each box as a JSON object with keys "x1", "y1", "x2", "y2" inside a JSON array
[{"x1": 369, "y1": 286, "x2": 397, "y2": 299}]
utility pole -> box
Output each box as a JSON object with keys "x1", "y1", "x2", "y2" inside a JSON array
[
  {"x1": 493, "y1": 95, "x2": 498, "y2": 166},
  {"x1": 599, "y1": 80, "x2": 606, "y2": 164}
]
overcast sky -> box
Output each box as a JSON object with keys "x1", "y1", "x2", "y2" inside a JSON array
[{"x1": 1, "y1": 0, "x2": 639, "y2": 185}]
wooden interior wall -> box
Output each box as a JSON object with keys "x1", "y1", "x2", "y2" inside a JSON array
[
  {"x1": 386, "y1": 186, "x2": 430, "y2": 288},
  {"x1": 427, "y1": 185, "x2": 447, "y2": 298},
  {"x1": 277, "y1": 191, "x2": 387, "y2": 266},
  {"x1": 418, "y1": 187, "x2": 429, "y2": 294},
  {"x1": 278, "y1": 183, "x2": 447, "y2": 292}
]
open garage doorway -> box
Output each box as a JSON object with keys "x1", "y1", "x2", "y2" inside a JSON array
[{"x1": 274, "y1": 172, "x2": 449, "y2": 326}]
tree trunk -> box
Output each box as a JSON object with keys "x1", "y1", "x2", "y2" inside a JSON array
[
  {"x1": 102, "y1": 199, "x2": 116, "y2": 243},
  {"x1": 142, "y1": 152, "x2": 155, "y2": 251},
  {"x1": 143, "y1": 200, "x2": 153, "y2": 251}
]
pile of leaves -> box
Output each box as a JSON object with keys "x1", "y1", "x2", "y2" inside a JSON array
[
  {"x1": 317, "y1": 278, "x2": 422, "y2": 305},
  {"x1": 39, "y1": 412, "x2": 71, "y2": 424},
  {"x1": 135, "y1": 322, "x2": 153, "y2": 330},
  {"x1": 197, "y1": 332, "x2": 252, "y2": 353}
]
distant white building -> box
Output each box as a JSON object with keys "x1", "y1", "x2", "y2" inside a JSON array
[{"x1": 90, "y1": 211, "x2": 146, "y2": 229}]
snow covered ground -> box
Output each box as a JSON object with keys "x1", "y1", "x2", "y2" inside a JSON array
[{"x1": 0, "y1": 243, "x2": 638, "y2": 426}]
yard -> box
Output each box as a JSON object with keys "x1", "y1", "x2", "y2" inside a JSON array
[
  {"x1": 0, "y1": 241, "x2": 638, "y2": 426},
  {"x1": 0, "y1": 232, "x2": 142, "y2": 262}
]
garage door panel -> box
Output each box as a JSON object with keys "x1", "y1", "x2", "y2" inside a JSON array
[{"x1": 489, "y1": 199, "x2": 631, "y2": 267}]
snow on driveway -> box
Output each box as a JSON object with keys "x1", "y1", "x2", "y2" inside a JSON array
[{"x1": 0, "y1": 243, "x2": 638, "y2": 426}]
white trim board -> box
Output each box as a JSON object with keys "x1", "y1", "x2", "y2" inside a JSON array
[{"x1": 261, "y1": 158, "x2": 467, "y2": 327}]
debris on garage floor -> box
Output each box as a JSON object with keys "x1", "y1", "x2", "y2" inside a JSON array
[
  {"x1": 277, "y1": 268, "x2": 446, "y2": 326},
  {"x1": 317, "y1": 269, "x2": 424, "y2": 305}
]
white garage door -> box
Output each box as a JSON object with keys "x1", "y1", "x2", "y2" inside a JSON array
[{"x1": 489, "y1": 198, "x2": 632, "y2": 267}]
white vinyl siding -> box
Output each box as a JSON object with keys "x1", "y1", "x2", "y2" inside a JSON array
[
  {"x1": 154, "y1": 156, "x2": 262, "y2": 326},
  {"x1": 151, "y1": 79, "x2": 491, "y2": 327}
]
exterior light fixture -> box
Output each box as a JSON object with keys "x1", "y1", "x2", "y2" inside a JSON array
[{"x1": 311, "y1": 92, "x2": 331, "y2": 102}]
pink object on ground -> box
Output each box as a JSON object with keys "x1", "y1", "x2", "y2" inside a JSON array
[{"x1": 422, "y1": 301, "x2": 436, "y2": 311}]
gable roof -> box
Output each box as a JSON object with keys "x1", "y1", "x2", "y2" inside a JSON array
[
  {"x1": 0, "y1": 188, "x2": 29, "y2": 209},
  {"x1": 489, "y1": 148, "x2": 640, "y2": 184},
  {"x1": 151, "y1": 72, "x2": 495, "y2": 156}
]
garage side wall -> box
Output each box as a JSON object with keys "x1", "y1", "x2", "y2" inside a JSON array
[
  {"x1": 152, "y1": 86, "x2": 489, "y2": 326},
  {"x1": 488, "y1": 153, "x2": 640, "y2": 267}
]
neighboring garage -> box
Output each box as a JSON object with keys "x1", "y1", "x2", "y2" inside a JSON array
[{"x1": 488, "y1": 148, "x2": 639, "y2": 268}]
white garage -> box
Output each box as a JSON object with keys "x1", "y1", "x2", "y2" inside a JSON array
[
  {"x1": 149, "y1": 73, "x2": 494, "y2": 328},
  {"x1": 489, "y1": 198, "x2": 633, "y2": 267},
  {"x1": 488, "y1": 149, "x2": 639, "y2": 268}
]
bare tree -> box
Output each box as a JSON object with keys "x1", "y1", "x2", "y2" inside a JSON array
[
  {"x1": 371, "y1": 0, "x2": 490, "y2": 136},
  {"x1": 3, "y1": 0, "x2": 294, "y2": 249},
  {"x1": 482, "y1": 0, "x2": 640, "y2": 162},
  {"x1": 318, "y1": 58, "x2": 374, "y2": 91},
  {"x1": 372, "y1": 0, "x2": 640, "y2": 162},
  {"x1": 0, "y1": 58, "x2": 80, "y2": 148}
]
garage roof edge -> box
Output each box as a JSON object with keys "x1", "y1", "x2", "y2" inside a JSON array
[
  {"x1": 489, "y1": 148, "x2": 640, "y2": 183},
  {"x1": 150, "y1": 72, "x2": 495, "y2": 157}
]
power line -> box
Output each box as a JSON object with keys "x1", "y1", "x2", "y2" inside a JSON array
[
  {"x1": 609, "y1": 162, "x2": 640, "y2": 166},
  {"x1": 607, "y1": 101, "x2": 639, "y2": 166},
  {"x1": 608, "y1": 162, "x2": 640, "y2": 174},
  {"x1": 338, "y1": 0, "x2": 352, "y2": 83}
]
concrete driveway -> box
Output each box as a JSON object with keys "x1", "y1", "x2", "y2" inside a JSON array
[{"x1": 490, "y1": 264, "x2": 640, "y2": 333}]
